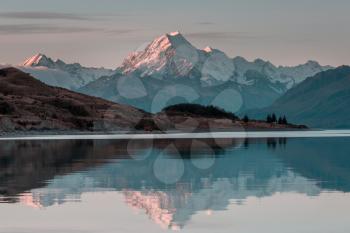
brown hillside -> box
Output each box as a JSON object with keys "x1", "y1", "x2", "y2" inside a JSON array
[{"x1": 0, "y1": 67, "x2": 147, "y2": 132}]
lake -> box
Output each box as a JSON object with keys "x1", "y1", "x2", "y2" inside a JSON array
[{"x1": 1, "y1": 132, "x2": 350, "y2": 233}]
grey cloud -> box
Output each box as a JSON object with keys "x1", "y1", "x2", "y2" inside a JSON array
[
  {"x1": 0, "y1": 24, "x2": 138, "y2": 36},
  {"x1": 0, "y1": 24, "x2": 100, "y2": 35},
  {"x1": 0, "y1": 11, "x2": 90, "y2": 20}
]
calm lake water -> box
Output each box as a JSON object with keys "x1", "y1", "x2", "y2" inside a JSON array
[{"x1": 1, "y1": 135, "x2": 350, "y2": 233}]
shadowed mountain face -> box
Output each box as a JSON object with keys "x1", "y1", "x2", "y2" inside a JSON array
[
  {"x1": 1, "y1": 137, "x2": 350, "y2": 229},
  {"x1": 246, "y1": 66, "x2": 350, "y2": 128},
  {"x1": 0, "y1": 67, "x2": 147, "y2": 132},
  {"x1": 79, "y1": 70, "x2": 285, "y2": 113}
]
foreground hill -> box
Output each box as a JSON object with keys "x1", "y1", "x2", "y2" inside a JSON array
[
  {"x1": 246, "y1": 66, "x2": 350, "y2": 128},
  {"x1": 0, "y1": 67, "x2": 146, "y2": 132}
]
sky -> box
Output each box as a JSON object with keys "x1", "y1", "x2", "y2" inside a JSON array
[{"x1": 0, "y1": 0, "x2": 350, "y2": 68}]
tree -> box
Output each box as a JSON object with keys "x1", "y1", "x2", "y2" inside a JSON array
[
  {"x1": 282, "y1": 115, "x2": 288, "y2": 125},
  {"x1": 278, "y1": 117, "x2": 283, "y2": 124},
  {"x1": 243, "y1": 115, "x2": 249, "y2": 123},
  {"x1": 266, "y1": 114, "x2": 272, "y2": 123},
  {"x1": 271, "y1": 113, "x2": 277, "y2": 123}
]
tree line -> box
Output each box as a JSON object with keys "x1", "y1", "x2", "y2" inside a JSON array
[
  {"x1": 163, "y1": 104, "x2": 289, "y2": 125},
  {"x1": 266, "y1": 113, "x2": 288, "y2": 125},
  {"x1": 242, "y1": 113, "x2": 288, "y2": 125}
]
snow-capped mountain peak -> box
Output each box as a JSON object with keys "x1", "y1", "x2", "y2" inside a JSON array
[
  {"x1": 141, "y1": 31, "x2": 193, "y2": 55},
  {"x1": 121, "y1": 31, "x2": 199, "y2": 77},
  {"x1": 22, "y1": 53, "x2": 55, "y2": 68}
]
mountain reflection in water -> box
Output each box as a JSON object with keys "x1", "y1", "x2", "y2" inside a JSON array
[{"x1": 1, "y1": 137, "x2": 350, "y2": 230}]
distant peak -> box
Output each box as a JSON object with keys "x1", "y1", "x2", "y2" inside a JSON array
[
  {"x1": 254, "y1": 58, "x2": 267, "y2": 64},
  {"x1": 56, "y1": 59, "x2": 66, "y2": 66},
  {"x1": 203, "y1": 46, "x2": 213, "y2": 53},
  {"x1": 233, "y1": 56, "x2": 248, "y2": 62},
  {"x1": 22, "y1": 53, "x2": 52, "y2": 67},
  {"x1": 305, "y1": 60, "x2": 320, "y2": 66}
]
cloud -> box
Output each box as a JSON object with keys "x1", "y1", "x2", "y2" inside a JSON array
[
  {"x1": 0, "y1": 11, "x2": 91, "y2": 20},
  {"x1": 0, "y1": 24, "x2": 138, "y2": 36},
  {"x1": 0, "y1": 24, "x2": 101, "y2": 35}
]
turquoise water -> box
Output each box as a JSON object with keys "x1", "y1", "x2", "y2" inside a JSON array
[{"x1": 0, "y1": 136, "x2": 350, "y2": 232}]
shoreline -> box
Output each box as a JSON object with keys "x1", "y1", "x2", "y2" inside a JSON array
[{"x1": 1, "y1": 129, "x2": 350, "y2": 141}]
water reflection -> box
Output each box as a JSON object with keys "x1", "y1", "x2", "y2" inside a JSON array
[{"x1": 0, "y1": 137, "x2": 350, "y2": 229}]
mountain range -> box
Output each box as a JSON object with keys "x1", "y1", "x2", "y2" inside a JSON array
[
  {"x1": 1, "y1": 67, "x2": 300, "y2": 133},
  {"x1": 18, "y1": 53, "x2": 115, "y2": 90},
  {"x1": 118, "y1": 32, "x2": 330, "y2": 87},
  {"x1": 247, "y1": 66, "x2": 350, "y2": 128},
  {"x1": 79, "y1": 32, "x2": 331, "y2": 112},
  {"x1": 3, "y1": 31, "x2": 349, "y2": 129}
]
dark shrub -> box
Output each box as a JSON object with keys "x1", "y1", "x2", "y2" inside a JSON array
[
  {"x1": 135, "y1": 118, "x2": 160, "y2": 131},
  {"x1": 50, "y1": 99, "x2": 90, "y2": 117},
  {"x1": 0, "y1": 69, "x2": 8, "y2": 77},
  {"x1": 71, "y1": 118, "x2": 93, "y2": 129},
  {"x1": 0, "y1": 100, "x2": 14, "y2": 114},
  {"x1": 243, "y1": 115, "x2": 249, "y2": 123}
]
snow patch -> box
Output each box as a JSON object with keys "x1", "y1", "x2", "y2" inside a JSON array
[
  {"x1": 203, "y1": 46, "x2": 213, "y2": 53},
  {"x1": 168, "y1": 31, "x2": 180, "y2": 36}
]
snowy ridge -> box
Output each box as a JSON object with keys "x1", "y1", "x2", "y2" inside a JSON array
[
  {"x1": 79, "y1": 32, "x2": 333, "y2": 113},
  {"x1": 14, "y1": 33, "x2": 331, "y2": 91},
  {"x1": 19, "y1": 53, "x2": 116, "y2": 89},
  {"x1": 277, "y1": 60, "x2": 333, "y2": 85},
  {"x1": 232, "y1": 56, "x2": 331, "y2": 88},
  {"x1": 120, "y1": 32, "x2": 235, "y2": 84},
  {"x1": 120, "y1": 32, "x2": 331, "y2": 88}
]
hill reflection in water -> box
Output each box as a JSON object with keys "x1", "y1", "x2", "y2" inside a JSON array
[{"x1": 1, "y1": 137, "x2": 350, "y2": 229}]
